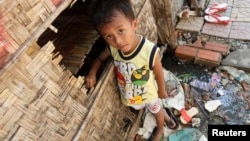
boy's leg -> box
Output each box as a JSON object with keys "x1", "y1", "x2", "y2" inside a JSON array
[
  {"x1": 147, "y1": 100, "x2": 176, "y2": 141},
  {"x1": 152, "y1": 109, "x2": 165, "y2": 141},
  {"x1": 147, "y1": 99, "x2": 164, "y2": 141}
]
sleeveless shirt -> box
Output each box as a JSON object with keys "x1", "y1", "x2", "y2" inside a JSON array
[{"x1": 108, "y1": 36, "x2": 160, "y2": 106}]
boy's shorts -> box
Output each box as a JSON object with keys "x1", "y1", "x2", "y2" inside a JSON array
[{"x1": 130, "y1": 99, "x2": 161, "y2": 114}]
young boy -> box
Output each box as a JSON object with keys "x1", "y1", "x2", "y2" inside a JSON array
[{"x1": 86, "y1": 0, "x2": 176, "y2": 140}]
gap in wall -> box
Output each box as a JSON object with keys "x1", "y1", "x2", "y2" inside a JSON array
[{"x1": 37, "y1": 0, "x2": 108, "y2": 79}]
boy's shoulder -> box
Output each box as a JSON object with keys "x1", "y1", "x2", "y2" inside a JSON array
[
  {"x1": 138, "y1": 34, "x2": 155, "y2": 46},
  {"x1": 142, "y1": 37, "x2": 157, "y2": 49}
]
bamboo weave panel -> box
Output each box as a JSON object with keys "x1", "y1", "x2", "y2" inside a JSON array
[
  {"x1": 0, "y1": 0, "x2": 58, "y2": 46},
  {"x1": 77, "y1": 61, "x2": 142, "y2": 141},
  {"x1": 0, "y1": 41, "x2": 89, "y2": 140}
]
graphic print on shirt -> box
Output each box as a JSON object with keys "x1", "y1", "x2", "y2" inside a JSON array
[{"x1": 114, "y1": 60, "x2": 149, "y2": 105}]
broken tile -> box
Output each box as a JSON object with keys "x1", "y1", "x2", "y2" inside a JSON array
[
  {"x1": 229, "y1": 22, "x2": 250, "y2": 40},
  {"x1": 176, "y1": 17, "x2": 204, "y2": 33},
  {"x1": 231, "y1": 7, "x2": 250, "y2": 22},
  {"x1": 202, "y1": 22, "x2": 231, "y2": 38}
]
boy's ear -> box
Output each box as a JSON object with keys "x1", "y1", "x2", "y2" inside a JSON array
[{"x1": 132, "y1": 18, "x2": 138, "y2": 30}]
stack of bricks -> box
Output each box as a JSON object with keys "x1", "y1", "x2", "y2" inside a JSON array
[{"x1": 175, "y1": 39, "x2": 230, "y2": 67}]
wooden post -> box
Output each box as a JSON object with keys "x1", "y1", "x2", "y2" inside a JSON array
[
  {"x1": 163, "y1": 0, "x2": 178, "y2": 48},
  {"x1": 191, "y1": 0, "x2": 203, "y2": 16}
]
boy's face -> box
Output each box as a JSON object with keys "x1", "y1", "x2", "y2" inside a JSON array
[{"x1": 98, "y1": 10, "x2": 139, "y2": 54}]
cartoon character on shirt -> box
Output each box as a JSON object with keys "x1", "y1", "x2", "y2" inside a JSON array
[
  {"x1": 114, "y1": 66, "x2": 126, "y2": 87},
  {"x1": 131, "y1": 65, "x2": 150, "y2": 85},
  {"x1": 114, "y1": 62, "x2": 150, "y2": 105}
]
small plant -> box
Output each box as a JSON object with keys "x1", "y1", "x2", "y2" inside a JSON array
[{"x1": 177, "y1": 73, "x2": 195, "y2": 83}]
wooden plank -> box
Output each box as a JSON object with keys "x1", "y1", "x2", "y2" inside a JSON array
[
  {"x1": 42, "y1": 0, "x2": 57, "y2": 13},
  {"x1": 191, "y1": 0, "x2": 202, "y2": 16}
]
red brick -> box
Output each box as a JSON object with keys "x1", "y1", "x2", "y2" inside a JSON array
[
  {"x1": 189, "y1": 39, "x2": 229, "y2": 55},
  {"x1": 175, "y1": 45, "x2": 222, "y2": 67},
  {"x1": 195, "y1": 58, "x2": 220, "y2": 67},
  {"x1": 195, "y1": 49, "x2": 222, "y2": 67},
  {"x1": 196, "y1": 49, "x2": 221, "y2": 62},
  {"x1": 175, "y1": 45, "x2": 198, "y2": 60}
]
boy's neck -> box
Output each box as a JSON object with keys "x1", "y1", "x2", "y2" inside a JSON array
[{"x1": 123, "y1": 34, "x2": 142, "y2": 55}]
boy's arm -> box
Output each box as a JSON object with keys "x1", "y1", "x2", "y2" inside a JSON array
[
  {"x1": 86, "y1": 47, "x2": 110, "y2": 89},
  {"x1": 153, "y1": 53, "x2": 168, "y2": 99}
]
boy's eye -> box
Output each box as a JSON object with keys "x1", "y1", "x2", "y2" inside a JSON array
[
  {"x1": 118, "y1": 29, "x2": 123, "y2": 34},
  {"x1": 105, "y1": 35, "x2": 112, "y2": 40}
]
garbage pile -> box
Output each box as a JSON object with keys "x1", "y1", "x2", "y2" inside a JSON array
[{"x1": 134, "y1": 65, "x2": 250, "y2": 141}]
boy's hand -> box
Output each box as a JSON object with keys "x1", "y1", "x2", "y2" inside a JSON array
[
  {"x1": 85, "y1": 74, "x2": 97, "y2": 89},
  {"x1": 158, "y1": 90, "x2": 176, "y2": 99},
  {"x1": 158, "y1": 90, "x2": 168, "y2": 99}
]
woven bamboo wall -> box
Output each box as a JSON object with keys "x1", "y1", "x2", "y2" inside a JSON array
[
  {"x1": 0, "y1": 0, "x2": 73, "y2": 68},
  {"x1": 0, "y1": 40, "x2": 141, "y2": 140},
  {"x1": 0, "y1": 0, "x2": 158, "y2": 140},
  {"x1": 2, "y1": 0, "x2": 55, "y2": 45},
  {"x1": 75, "y1": 60, "x2": 142, "y2": 141},
  {"x1": 132, "y1": 0, "x2": 158, "y2": 44},
  {"x1": 0, "y1": 41, "x2": 89, "y2": 140}
]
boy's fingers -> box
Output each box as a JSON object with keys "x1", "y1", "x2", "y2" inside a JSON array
[
  {"x1": 87, "y1": 80, "x2": 96, "y2": 89},
  {"x1": 88, "y1": 83, "x2": 93, "y2": 89},
  {"x1": 85, "y1": 79, "x2": 91, "y2": 88},
  {"x1": 87, "y1": 81, "x2": 92, "y2": 89}
]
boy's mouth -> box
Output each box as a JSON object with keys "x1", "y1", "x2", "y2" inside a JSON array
[{"x1": 118, "y1": 44, "x2": 127, "y2": 50}]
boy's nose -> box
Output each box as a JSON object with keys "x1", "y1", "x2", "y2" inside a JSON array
[{"x1": 115, "y1": 37, "x2": 123, "y2": 46}]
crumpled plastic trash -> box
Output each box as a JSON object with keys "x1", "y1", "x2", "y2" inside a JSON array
[
  {"x1": 168, "y1": 128, "x2": 207, "y2": 141},
  {"x1": 219, "y1": 66, "x2": 250, "y2": 84},
  {"x1": 165, "y1": 80, "x2": 180, "y2": 97},
  {"x1": 137, "y1": 111, "x2": 177, "y2": 139},
  {"x1": 137, "y1": 112, "x2": 156, "y2": 139},
  {"x1": 190, "y1": 72, "x2": 221, "y2": 91},
  {"x1": 162, "y1": 69, "x2": 185, "y2": 111},
  {"x1": 204, "y1": 100, "x2": 222, "y2": 112}
]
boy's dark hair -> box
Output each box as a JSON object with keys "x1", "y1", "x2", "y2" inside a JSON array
[{"x1": 90, "y1": 0, "x2": 135, "y2": 31}]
